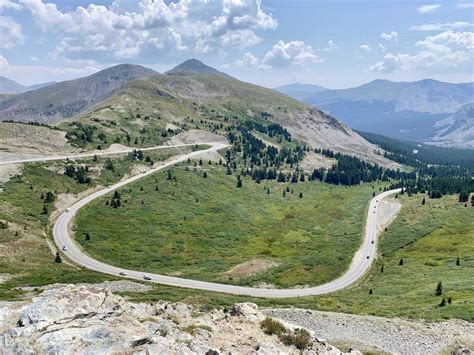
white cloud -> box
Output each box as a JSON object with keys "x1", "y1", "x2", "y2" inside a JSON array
[
  {"x1": 417, "y1": 4, "x2": 441, "y2": 14},
  {"x1": 380, "y1": 31, "x2": 399, "y2": 41},
  {"x1": 360, "y1": 44, "x2": 371, "y2": 52},
  {"x1": 410, "y1": 22, "x2": 473, "y2": 31},
  {"x1": 379, "y1": 43, "x2": 387, "y2": 53},
  {"x1": 261, "y1": 40, "x2": 321, "y2": 68},
  {"x1": 321, "y1": 40, "x2": 338, "y2": 51},
  {"x1": 20, "y1": 0, "x2": 278, "y2": 59},
  {"x1": 0, "y1": 16, "x2": 23, "y2": 49},
  {"x1": 0, "y1": 0, "x2": 21, "y2": 11},
  {"x1": 456, "y1": 3, "x2": 474, "y2": 9},
  {"x1": 0, "y1": 54, "x2": 8, "y2": 71},
  {"x1": 234, "y1": 52, "x2": 259, "y2": 67},
  {"x1": 30, "y1": 56, "x2": 39, "y2": 62},
  {"x1": 369, "y1": 30, "x2": 473, "y2": 73}
]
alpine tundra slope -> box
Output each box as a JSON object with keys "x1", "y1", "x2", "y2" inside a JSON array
[{"x1": 43, "y1": 141, "x2": 401, "y2": 298}]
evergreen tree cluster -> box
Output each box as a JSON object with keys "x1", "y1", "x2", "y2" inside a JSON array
[{"x1": 64, "y1": 164, "x2": 91, "y2": 184}]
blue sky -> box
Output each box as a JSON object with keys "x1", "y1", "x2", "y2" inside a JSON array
[{"x1": 0, "y1": 0, "x2": 472, "y2": 88}]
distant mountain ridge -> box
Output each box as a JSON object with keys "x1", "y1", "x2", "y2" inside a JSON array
[
  {"x1": 0, "y1": 76, "x2": 56, "y2": 94},
  {"x1": 0, "y1": 64, "x2": 158, "y2": 122},
  {"x1": 428, "y1": 102, "x2": 474, "y2": 149},
  {"x1": 303, "y1": 79, "x2": 474, "y2": 145},
  {"x1": 274, "y1": 83, "x2": 328, "y2": 101},
  {"x1": 307, "y1": 79, "x2": 473, "y2": 114},
  {"x1": 165, "y1": 58, "x2": 232, "y2": 79}
]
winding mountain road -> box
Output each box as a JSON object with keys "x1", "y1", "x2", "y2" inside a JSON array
[
  {"x1": 10, "y1": 141, "x2": 400, "y2": 298},
  {"x1": 0, "y1": 142, "x2": 207, "y2": 166}
]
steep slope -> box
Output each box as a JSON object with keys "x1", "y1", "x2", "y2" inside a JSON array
[
  {"x1": 0, "y1": 64, "x2": 158, "y2": 123},
  {"x1": 274, "y1": 83, "x2": 328, "y2": 101},
  {"x1": 0, "y1": 76, "x2": 25, "y2": 94},
  {"x1": 304, "y1": 79, "x2": 473, "y2": 141},
  {"x1": 428, "y1": 103, "x2": 474, "y2": 149},
  {"x1": 165, "y1": 58, "x2": 232, "y2": 79}
]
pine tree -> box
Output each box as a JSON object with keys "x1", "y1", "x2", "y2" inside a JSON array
[
  {"x1": 380, "y1": 264, "x2": 384, "y2": 273},
  {"x1": 203, "y1": 172, "x2": 208, "y2": 178},
  {"x1": 448, "y1": 297, "x2": 452, "y2": 304},
  {"x1": 456, "y1": 257, "x2": 460, "y2": 266},
  {"x1": 299, "y1": 192, "x2": 303, "y2": 198},
  {"x1": 85, "y1": 233, "x2": 90, "y2": 241},
  {"x1": 42, "y1": 205, "x2": 48, "y2": 215},
  {"x1": 435, "y1": 281, "x2": 443, "y2": 296},
  {"x1": 54, "y1": 252, "x2": 62, "y2": 263},
  {"x1": 369, "y1": 289, "x2": 373, "y2": 295},
  {"x1": 236, "y1": 175, "x2": 243, "y2": 188},
  {"x1": 422, "y1": 197, "x2": 426, "y2": 205},
  {"x1": 439, "y1": 298, "x2": 446, "y2": 307},
  {"x1": 399, "y1": 258, "x2": 404, "y2": 266}
]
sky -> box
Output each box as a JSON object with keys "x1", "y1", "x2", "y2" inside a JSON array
[{"x1": 0, "y1": 0, "x2": 473, "y2": 89}]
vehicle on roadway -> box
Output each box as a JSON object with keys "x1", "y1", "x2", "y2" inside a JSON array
[
  {"x1": 366, "y1": 256, "x2": 370, "y2": 259},
  {"x1": 143, "y1": 275, "x2": 151, "y2": 280},
  {"x1": 119, "y1": 272, "x2": 127, "y2": 276},
  {"x1": 62, "y1": 245, "x2": 68, "y2": 251},
  {"x1": 371, "y1": 240, "x2": 375, "y2": 244},
  {"x1": 66, "y1": 208, "x2": 70, "y2": 212}
]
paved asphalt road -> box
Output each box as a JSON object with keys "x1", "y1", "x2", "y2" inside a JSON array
[
  {"x1": 0, "y1": 142, "x2": 205, "y2": 166},
  {"x1": 46, "y1": 141, "x2": 402, "y2": 298}
]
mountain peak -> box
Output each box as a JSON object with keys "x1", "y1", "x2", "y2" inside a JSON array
[{"x1": 166, "y1": 58, "x2": 232, "y2": 79}]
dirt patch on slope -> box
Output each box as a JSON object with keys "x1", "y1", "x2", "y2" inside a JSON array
[
  {"x1": 0, "y1": 164, "x2": 22, "y2": 185},
  {"x1": 167, "y1": 129, "x2": 227, "y2": 145},
  {"x1": 376, "y1": 198, "x2": 402, "y2": 235},
  {"x1": 300, "y1": 152, "x2": 336, "y2": 172},
  {"x1": 0, "y1": 123, "x2": 75, "y2": 157},
  {"x1": 224, "y1": 259, "x2": 277, "y2": 278}
]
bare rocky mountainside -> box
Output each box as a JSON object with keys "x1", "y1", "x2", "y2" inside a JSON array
[
  {"x1": 429, "y1": 102, "x2": 474, "y2": 149},
  {"x1": 0, "y1": 59, "x2": 398, "y2": 168},
  {"x1": 0, "y1": 284, "x2": 472, "y2": 354},
  {"x1": 0, "y1": 284, "x2": 351, "y2": 354},
  {"x1": 302, "y1": 79, "x2": 474, "y2": 145}
]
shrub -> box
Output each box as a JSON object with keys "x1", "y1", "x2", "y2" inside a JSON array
[
  {"x1": 281, "y1": 329, "x2": 312, "y2": 351},
  {"x1": 260, "y1": 317, "x2": 286, "y2": 336}
]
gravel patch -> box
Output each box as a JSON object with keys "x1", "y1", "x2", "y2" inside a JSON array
[
  {"x1": 264, "y1": 308, "x2": 474, "y2": 354},
  {"x1": 19, "y1": 281, "x2": 153, "y2": 294}
]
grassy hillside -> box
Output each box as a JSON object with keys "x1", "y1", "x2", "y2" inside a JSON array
[
  {"x1": 0, "y1": 146, "x2": 198, "y2": 299},
  {"x1": 74, "y1": 161, "x2": 377, "y2": 288},
  {"x1": 120, "y1": 193, "x2": 474, "y2": 322}
]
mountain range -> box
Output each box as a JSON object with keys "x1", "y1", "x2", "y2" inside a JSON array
[
  {"x1": 428, "y1": 102, "x2": 474, "y2": 149},
  {"x1": 273, "y1": 83, "x2": 328, "y2": 101},
  {"x1": 298, "y1": 79, "x2": 473, "y2": 146},
  {"x1": 0, "y1": 76, "x2": 55, "y2": 94},
  {"x1": 0, "y1": 59, "x2": 397, "y2": 168}
]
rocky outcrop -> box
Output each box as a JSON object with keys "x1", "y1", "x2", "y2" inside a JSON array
[{"x1": 0, "y1": 285, "x2": 349, "y2": 354}]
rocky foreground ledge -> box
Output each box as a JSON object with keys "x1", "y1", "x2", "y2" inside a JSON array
[{"x1": 0, "y1": 285, "x2": 350, "y2": 354}]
